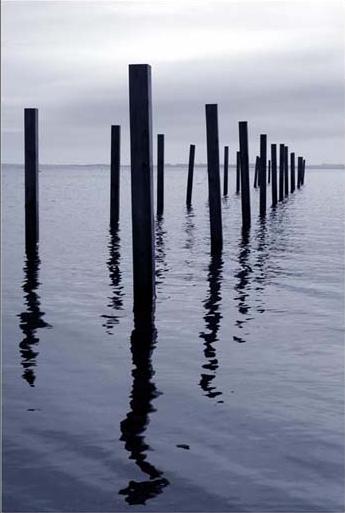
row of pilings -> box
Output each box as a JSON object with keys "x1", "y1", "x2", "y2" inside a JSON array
[{"x1": 24, "y1": 64, "x2": 306, "y2": 314}]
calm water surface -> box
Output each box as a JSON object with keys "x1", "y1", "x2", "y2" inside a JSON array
[{"x1": 2, "y1": 164, "x2": 344, "y2": 512}]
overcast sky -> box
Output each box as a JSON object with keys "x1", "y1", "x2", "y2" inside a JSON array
[{"x1": 2, "y1": 0, "x2": 344, "y2": 164}]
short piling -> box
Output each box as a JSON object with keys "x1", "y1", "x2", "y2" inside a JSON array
[
  {"x1": 236, "y1": 151, "x2": 241, "y2": 194},
  {"x1": 284, "y1": 145, "x2": 289, "y2": 197},
  {"x1": 24, "y1": 108, "x2": 39, "y2": 252},
  {"x1": 223, "y1": 145, "x2": 229, "y2": 196},
  {"x1": 268, "y1": 159, "x2": 271, "y2": 184},
  {"x1": 290, "y1": 152, "x2": 295, "y2": 193},
  {"x1": 271, "y1": 144, "x2": 277, "y2": 207},
  {"x1": 157, "y1": 134, "x2": 164, "y2": 217},
  {"x1": 128, "y1": 64, "x2": 155, "y2": 311},
  {"x1": 205, "y1": 104, "x2": 223, "y2": 252},
  {"x1": 279, "y1": 144, "x2": 284, "y2": 201},
  {"x1": 186, "y1": 144, "x2": 195, "y2": 208},
  {"x1": 238, "y1": 121, "x2": 251, "y2": 230},
  {"x1": 254, "y1": 156, "x2": 259, "y2": 188},
  {"x1": 110, "y1": 125, "x2": 121, "y2": 229},
  {"x1": 259, "y1": 134, "x2": 267, "y2": 216},
  {"x1": 302, "y1": 159, "x2": 306, "y2": 185},
  {"x1": 297, "y1": 156, "x2": 303, "y2": 188}
]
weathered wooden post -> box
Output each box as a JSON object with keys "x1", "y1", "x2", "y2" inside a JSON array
[
  {"x1": 186, "y1": 144, "x2": 195, "y2": 208},
  {"x1": 129, "y1": 64, "x2": 155, "y2": 311},
  {"x1": 279, "y1": 144, "x2": 284, "y2": 201},
  {"x1": 297, "y1": 156, "x2": 303, "y2": 188},
  {"x1": 24, "y1": 108, "x2": 39, "y2": 252},
  {"x1": 110, "y1": 125, "x2": 120, "y2": 229},
  {"x1": 223, "y1": 145, "x2": 229, "y2": 196},
  {"x1": 271, "y1": 144, "x2": 277, "y2": 207},
  {"x1": 236, "y1": 150, "x2": 241, "y2": 194},
  {"x1": 254, "y1": 156, "x2": 259, "y2": 188},
  {"x1": 259, "y1": 134, "x2": 267, "y2": 216},
  {"x1": 205, "y1": 104, "x2": 223, "y2": 252},
  {"x1": 284, "y1": 145, "x2": 289, "y2": 197},
  {"x1": 302, "y1": 158, "x2": 306, "y2": 185},
  {"x1": 290, "y1": 152, "x2": 295, "y2": 193},
  {"x1": 238, "y1": 121, "x2": 251, "y2": 229},
  {"x1": 268, "y1": 159, "x2": 271, "y2": 184},
  {"x1": 157, "y1": 134, "x2": 164, "y2": 217}
]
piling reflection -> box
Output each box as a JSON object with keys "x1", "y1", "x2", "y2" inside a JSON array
[
  {"x1": 18, "y1": 246, "x2": 51, "y2": 386},
  {"x1": 199, "y1": 253, "x2": 223, "y2": 401},
  {"x1": 119, "y1": 307, "x2": 169, "y2": 505},
  {"x1": 184, "y1": 207, "x2": 196, "y2": 251},
  {"x1": 101, "y1": 228, "x2": 123, "y2": 334},
  {"x1": 253, "y1": 217, "x2": 269, "y2": 314},
  {"x1": 234, "y1": 229, "x2": 253, "y2": 344},
  {"x1": 155, "y1": 216, "x2": 168, "y2": 286}
]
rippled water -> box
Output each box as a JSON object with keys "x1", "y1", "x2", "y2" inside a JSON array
[{"x1": 2, "y1": 164, "x2": 344, "y2": 512}]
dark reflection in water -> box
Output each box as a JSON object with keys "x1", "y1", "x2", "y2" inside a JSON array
[
  {"x1": 253, "y1": 217, "x2": 269, "y2": 314},
  {"x1": 18, "y1": 246, "x2": 51, "y2": 386},
  {"x1": 199, "y1": 253, "x2": 224, "y2": 401},
  {"x1": 119, "y1": 308, "x2": 169, "y2": 505},
  {"x1": 234, "y1": 229, "x2": 253, "y2": 344},
  {"x1": 184, "y1": 207, "x2": 196, "y2": 251},
  {"x1": 101, "y1": 228, "x2": 123, "y2": 334},
  {"x1": 155, "y1": 216, "x2": 168, "y2": 286}
]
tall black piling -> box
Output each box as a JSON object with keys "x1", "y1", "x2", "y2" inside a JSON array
[
  {"x1": 24, "y1": 108, "x2": 39, "y2": 253},
  {"x1": 284, "y1": 145, "x2": 289, "y2": 197},
  {"x1": 259, "y1": 134, "x2": 267, "y2": 217},
  {"x1": 205, "y1": 104, "x2": 223, "y2": 252},
  {"x1": 110, "y1": 125, "x2": 121, "y2": 229},
  {"x1": 290, "y1": 152, "x2": 295, "y2": 193},
  {"x1": 157, "y1": 134, "x2": 164, "y2": 217},
  {"x1": 186, "y1": 144, "x2": 195, "y2": 208},
  {"x1": 236, "y1": 151, "x2": 241, "y2": 194},
  {"x1": 268, "y1": 159, "x2": 271, "y2": 184},
  {"x1": 279, "y1": 144, "x2": 284, "y2": 201},
  {"x1": 238, "y1": 121, "x2": 251, "y2": 230},
  {"x1": 223, "y1": 145, "x2": 229, "y2": 196},
  {"x1": 271, "y1": 144, "x2": 277, "y2": 207},
  {"x1": 129, "y1": 64, "x2": 155, "y2": 312},
  {"x1": 297, "y1": 157, "x2": 303, "y2": 188}
]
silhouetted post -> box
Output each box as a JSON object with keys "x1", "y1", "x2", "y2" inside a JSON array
[
  {"x1": 129, "y1": 64, "x2": 155, "y2": 311},
  {"x1": 254, "y1": 156, "x2": 259, "y2": 188},
  {"x1": 297, "y1": 156, "x2": 303, "y2": 188},
  {"x1": 259, "y1": 134, "x2": 267, "y2": 216},
  {"x1": 271, "y1": 144, "x2": 277, "y2": 207},
  {"x1": 268, "y1": 159, "x2": 271, "y2": 184},
  {"x1": 302, "y1": 159, "x2": 306, "y2": 185},
  {"x1": 110, "y1": 125, "x2": 121, "y2": 229},
  {"x1": 205, "y1": 104, "x2": 223, "y2": 252},
  {"x1": 223, "y1": 145, "x2": 229, "y2": 196},
  {"x1": 24, "y1": 108, "x2": 39, "y2": 252},
  {"x1": 290, "y1": 152, "x2": 295, "y2": 193},
  {"x1": 157, "y1": 134, "x2": 164, "y2": 217},
  {"x1": 186, "y1": 144, "x2": 195, "y2": 208},
  {"x1": 236, "y1": 150, "x2": 241, "y2": 194},
  {"x1": 239, "y1": 121, "x2": 251, "y2": 229},
  {"x1": 284, "y1": 145, "x2": 289, "y2": 197},
  {"x1": 279, "y1": 144, "x2": 284, "y2": 201}
]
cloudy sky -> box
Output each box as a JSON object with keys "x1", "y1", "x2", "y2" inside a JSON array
[{"x1": 2, "y1": 0, "x2": 344, "y2": 164}]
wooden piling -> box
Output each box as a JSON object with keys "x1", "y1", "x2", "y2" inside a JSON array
[
  {"x1": 110, "y1": 125, "x2": 120, "y2": 229},
  {"x1": 297, "y1": 156, "x2": 303, "y2": 188},
  {"x1": 268, "y1": 159, "x2": 271, "y2": 184},
  {"x1": 271, "y1": 144, "x2": 277, "y2": 207},
  {"x1": 290, "y1": 152, "x2": 295, "y2": 193},
  {"x1": 186, "y1": 144, "x2": 195, "y2": 207},
  {"x1": 259, "y1": 134, "x2": 267, "y2": 216},
  {"x1": 302, "y1": 158, "x2": 306, "y2": 185},
  {"x1": 128, "y1": 64, "x2": 155, "y2": 311},
  {"x1": 254, "y1": 156, "x2": 259, "y2": 188},
  {"x1": 205, "y1": 104, "x2": 223, "y2": 252},
  {"x1": 24, "y1": 108, "x2": 39, "y2": 252},
  {"x1": 223, "y1": 145, "x2": 229, "y2": 196},
  {"x1": 157, "y1": 134, "x2": 164, "y2": 217},
  {"x1": 284, "y1": 145, "x2": 289, "y2": 197},
  {"x1": 279, "y1": 144, "x2": 284, "y2": 201},
  {"x1": 236, "y1": 151, "x2": 241, "y2": 194},
  {"x1": 238, "y1": 121, "x2": 251, "y2": 229}
]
